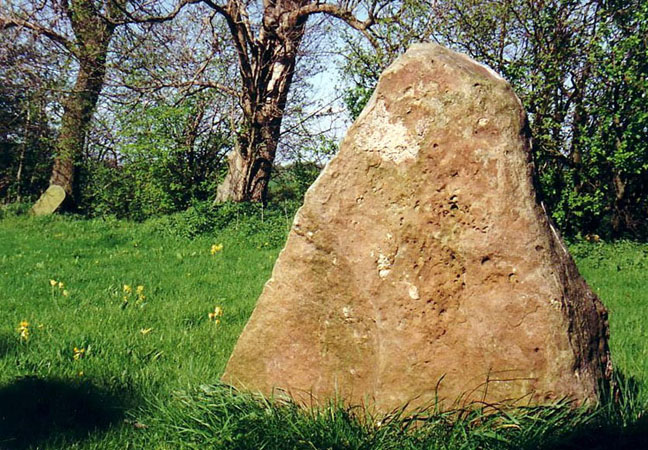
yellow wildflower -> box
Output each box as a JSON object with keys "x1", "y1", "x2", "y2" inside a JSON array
[
  {"x1": 78, "y1": 371, "x2": 84, "y2": 377},
  {"x1": 58, "y1": 281, "x2": 64, "y2": 289},
  {"x1": 62, "y1": 290, "x2": 69, "y2": 297},
  {"x1": 136, "y1": 285, "x2": 144, "y2": 295},
  {"x1": 208, "y1": 306, "x2": 223, "y2": 322},
  {"x1": 210, "y1": 244, "x2": 223, "y2": 255},
  {"x1": 73, "y1": 347, "x2": 86, "y2": 360},
  {"x1": 49, "y1": 279, "x2": 57, "y2": 287},
  {"x1": 17, "y1": 321, "x2": 29, "y2": 341},
  {"x1": 123, "y1": 284, "x2": 132, "y2": 294}
]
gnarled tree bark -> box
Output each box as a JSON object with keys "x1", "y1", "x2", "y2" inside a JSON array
[{"x1": 209, "y1": 0, "x2": 383, "y2": 203}]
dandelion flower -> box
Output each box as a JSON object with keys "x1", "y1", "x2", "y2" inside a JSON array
[
  {"x1": 210, "y1": 244, "x2": 223, "y2": 255},
  {"x1": 49, "y1": 279, "x2": 57, "y2": 287},
  {"x1": 123, "y1": 284, "x2": 132, "y2": 294},
  {"x1": 58, "y1": 281, "x2": 64, "y2": 289}
]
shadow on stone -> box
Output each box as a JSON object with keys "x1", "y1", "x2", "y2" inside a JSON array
[{"x1": 0, "y1": 376, "x2": 128, "y2": 449}]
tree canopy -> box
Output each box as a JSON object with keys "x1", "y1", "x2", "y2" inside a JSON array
[{"x1": 1, "y1": 0, "x2": 646, "y2": 238}]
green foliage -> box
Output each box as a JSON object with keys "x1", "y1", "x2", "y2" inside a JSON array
[
  {"x1": 269, "y1": 161, "x2": 323, "y2": 202},
  {"x1": 573, "y1": 0, "x2": 648, "y2": 236},
  {"x1": 267, "y1": 135, "x2": 335, "y2": 203},
  {"x1": 77, "y1": 97, "x2": 230, "y2": 220},
  {"x1": 0, "y1": 201, "x2": 30, "y2": 219},
  {"x1": 144, "y1": 200, "x2": 300, "y2": 247}
]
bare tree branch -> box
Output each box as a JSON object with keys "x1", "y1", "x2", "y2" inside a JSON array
[
  {"x1": 287, "y1": 2, "x2": 379, "y2": 48},
  {"x1": 107, "y1": 0, "x2": 201, "y2": 25},
  {"x1": 0, "y1": 16, "x2": 72, "y2": 50}
]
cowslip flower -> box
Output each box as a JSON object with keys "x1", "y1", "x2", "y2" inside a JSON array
[
  {"x1": 136, "y1": 285, "x2": 146, "y2": 302},
  {"x1": 208, "y1": 306, "x2": 223, "y2": 323},
  {"x1": 73, "y1": 347, "x2": 86, "y2": 360},
  {"x1": 17, "y1": 321, "x2": 29, "y2": 341}
]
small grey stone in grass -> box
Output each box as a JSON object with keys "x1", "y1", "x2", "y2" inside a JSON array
[{"x1": 31, "y1": 185, "x2": 66, "y2": 216}]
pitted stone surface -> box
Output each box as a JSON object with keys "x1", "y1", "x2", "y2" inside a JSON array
[{"x1": 222, "y1": 44, "x2": 612, "y2": 412}]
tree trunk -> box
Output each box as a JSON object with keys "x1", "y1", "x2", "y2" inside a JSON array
[
  {"x1": 216, "y1": 119, "x2": 282, "y2": 203},
  {"x1": 32, "y1": 0, "x2": 115, "y2": 213},
  {"x1": 15, "y1": 107, "x2": 28, "y2": 203},
  {"x1": 49, "y1": 58, "x2": 107, "y2": 197},
  {"x1": 215, "y1": 1, "x2": 307, "y2": 204}
]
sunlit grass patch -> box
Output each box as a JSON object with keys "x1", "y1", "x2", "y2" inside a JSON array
[{"x1": 0, "y1": 214, "x2": 646, "y2": 448}]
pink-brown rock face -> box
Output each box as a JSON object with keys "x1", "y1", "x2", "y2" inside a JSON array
[{"x1": 222, "y1": 44, "x2": 612, "y2": 412}]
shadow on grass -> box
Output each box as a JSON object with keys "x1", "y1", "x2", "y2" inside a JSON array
[
  {"x1": 545, "y1": 418, "x2": 648, "y2": 450},
  {"x1": 536, "y1": 373, "x2": 648, "y2": 450},
  {"x1": 0, "y1": 376, "x2": 129, "y2": 450}
]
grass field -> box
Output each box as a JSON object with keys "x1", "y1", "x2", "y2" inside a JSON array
[{"x1": 0, "y1": 212, "x2": 647, "y2": 449}]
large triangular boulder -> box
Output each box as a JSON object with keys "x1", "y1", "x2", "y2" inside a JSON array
[{"x1": 223, "y1": 44, "x2": 612, "y2": 412}]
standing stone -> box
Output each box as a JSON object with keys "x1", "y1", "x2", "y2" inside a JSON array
[
  {"x1": 222, "y1": 44, "x2": 612, "y2": 412},
  {"x1": 30, "y1": 185, "x2": 66, "y2": 216}
]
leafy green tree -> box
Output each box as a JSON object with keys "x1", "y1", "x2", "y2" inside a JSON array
[
  {"x1": 575, "y1": 0, "x2": 648, "y2": 235},
  {"x1": 0, "y1": 0, "x2": 195, "y2": 211}
]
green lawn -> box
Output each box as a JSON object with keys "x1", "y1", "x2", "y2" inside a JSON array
[{"x1": 0, "y1": 214, "x2": 647, "y2": 449}]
